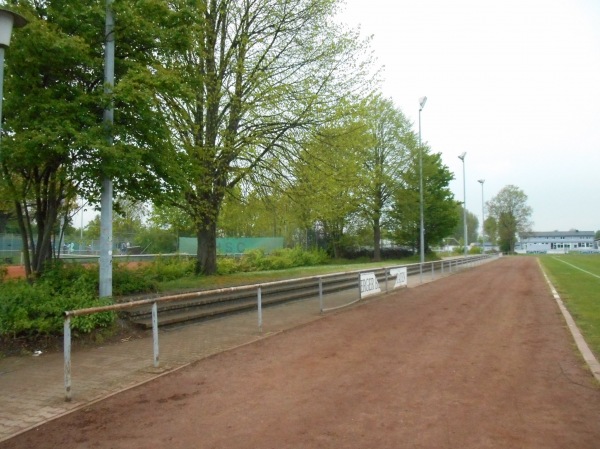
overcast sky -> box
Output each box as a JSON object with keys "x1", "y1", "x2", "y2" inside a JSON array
[{"x1": 336, "y1": 0, "x2": 600, "y2": 233}]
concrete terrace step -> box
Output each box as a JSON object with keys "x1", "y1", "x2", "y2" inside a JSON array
[
  {"x1": 120, "y1": 272, "x2": 378, "y2": 329},
  {"x1": 118, "y1": 259, "x2": 475, "y2": 330}
]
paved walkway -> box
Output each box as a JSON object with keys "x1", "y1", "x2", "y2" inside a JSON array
[{"x1": 0, "y1": 261, "x2": 478, "y2": 443}]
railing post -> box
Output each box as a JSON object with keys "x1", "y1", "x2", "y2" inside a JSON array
[
  {"x1": 318, "y1": 277, "x2": 323, "y2": 313},
  {"x1": 384, "y1": 268, "x2": 389, "y2": 293},
  {"x1": 152, "y1": 301, "x2": 159, "y2": 368},
  {"x1": 64, "y1": 315, "x2": 72, "y2": 402},
  {"x1": 358, "y1": 272, "x2": 362, "y2": 300},
  {"x1": 431, "y1": 262, "x2": 435, "y2": 280},
  {"x1": 257, "y1": 286, "x2": 263, "y2": 332}
]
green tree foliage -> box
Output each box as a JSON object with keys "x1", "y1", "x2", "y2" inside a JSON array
[
  {"x1": 486, "y1": 185, "x2": 533, "y2": 253},
  {"x1": 0, "y1": 192, "x2": 15, "y2": 233},
  {"x1": 0, "y1": 2, "x2": 103, "y2": 278},
  {"x1": 356, "y1": 95, "x2": 412, "y2": 261},
  {"x1": 422, "y1": 153, "x2": 461, "y2": 247},
  {"x1": 132, "y1": 228, "x2": 177, "y2": 254},
  {"x1": 390, "y1": 147, "x2": 458, "y2": 253},
  {"x1": 218, "y1": 186, "x2": 297, "y2": 244},
  {"x1": 149, "y1": 204, "x2": 195, "y2": 238},
  {"x1": 0, "y1": 0, "x2": 176, "y2": 278},
  {"x1": 483, "y1": 216, "x2": 498, "y2": 248},
  {"x1": 288, "y1": 121, "x2": 367, "y2": 257},
  {"x1": 151, "y1": 0, "x2": 373, "y2": 274}
]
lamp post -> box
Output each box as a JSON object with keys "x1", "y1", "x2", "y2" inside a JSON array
[
  {"x1": 99, "y1": 0, "x2": 115, "y2": 298},
  {"x1": 478, "y1": 179, "x2": 485, "y2": 254},
  {"x1": 458, "y1": 152, "x2": 467, "y2": 256},
  {"x1": 418, "y1": 96, "x2": 427, "y2": 282},
  {"x1": 0, "y1": 8, "x2": 27, "y2": 159}
]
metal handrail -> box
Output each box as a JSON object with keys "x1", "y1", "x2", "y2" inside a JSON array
[{"x1": 62, "y1": 254, "x2": 495, "y2": 401}]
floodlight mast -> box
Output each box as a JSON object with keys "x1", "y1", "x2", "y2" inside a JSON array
[
  {"x1": 458, "y1": 152, "x2": 467, "y2": 256},
  {"x1": 478, "y1": 179, "x2": 485, "y2": 253},
  {"x1": 418, "y1": 96, "x2": 427, "y2": 283},
  {"x1": 100, "y1": 0, "x2": 115, "y2": 298}
]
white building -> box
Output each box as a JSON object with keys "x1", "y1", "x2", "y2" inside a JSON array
[{"x1": 516, "y1": 230, "x2": 597, "y2": 254}]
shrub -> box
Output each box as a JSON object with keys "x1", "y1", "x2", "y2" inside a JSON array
[
  {"x1": 289, "y1": 246, "x2": 328, "y2": 266},
  {"x1": 0, "y1": 249, "x2": 329, "y2": 339},
  {"x1": 0, "y1": 274, "x2": 114, "y2": 338},
  {"x1": 137, "y1": 256, "x2": 195, "y2": 282},
  {"x1": 112, "y1": 264, "x2": 158, "y2": 296},
  {"x1": 217, "y1": 256, "x2": 239, "y2": 275},
  {"x1": 234, "y1": 247, "x2": 328, "y2": 272},
  {"x1": 238, "y1": 248, "x2": 267, "y2": 271}
]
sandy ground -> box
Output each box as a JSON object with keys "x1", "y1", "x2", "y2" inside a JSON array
[{"x1": 3, "y1": 257, "x2": 599, "y2": 449}]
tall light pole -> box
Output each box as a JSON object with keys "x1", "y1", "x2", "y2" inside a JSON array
[
  {"x1": 458, "y1": 152, "x2": 467, "y2": 256},
  {"x1": 478, "y1": 179, "x2": 485, "y2": 254},
  {"x1": 0, "y1": 8, "x2": 27, "y2": 161},
  {"x1": 418, "y1": 96, "x2": 427, "y2": 282},
  {"x1": 99, "y1": 0, "x2": 115, "y2": 298}
]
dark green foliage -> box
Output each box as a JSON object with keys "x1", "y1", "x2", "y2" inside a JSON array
[
  {"x1": 216, "y1": 256, "x2": 240, "y2": 275},
  {"x1": 111, "y1": 263, "x2": 158, "y2": 297},
  {"x1": 338, "y1": 247, "x2": 414, "y2": 260},
  {"x1": 133, "y1": 228, "x2": 179, "y2": 254},
  {"x1": 134, "y1": 256, "x2": 195, "y2": 283},
  {"x1": 220, "y1": 247, "x2": 328, "y2": 273},
  {"x1": 0, "y1": 256, "x2": 205, "y2": 338},
  {"x1": 391, "y1": 150, "x2": 458, "y2": 252},
  {"x1": 1, "y1": 0, "x2": 179, "y2": 278},
  {"x1": 0, "y1": 264, "x2": 114, "y2": 338}
]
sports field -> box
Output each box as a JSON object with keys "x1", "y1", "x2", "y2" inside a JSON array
[
  {"x1": 3, "y1": 257, "x2": 600, "y2": 448},
  {"x1": 539, "y1": 254, "x2": 600, "y2": 358}
]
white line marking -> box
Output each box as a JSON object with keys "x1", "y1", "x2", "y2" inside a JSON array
[{"x1": 551, "y1": 257, "x2": 600, "y2": 279}]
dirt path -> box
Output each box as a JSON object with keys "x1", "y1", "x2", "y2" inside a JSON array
[{"x1": 3, "y1": 257, "x2": 599, "y2": 449}]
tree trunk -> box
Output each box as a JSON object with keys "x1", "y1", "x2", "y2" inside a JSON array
[
  {"x1": 373, "y1": 218, "x2": 381, "y2": 261},
  {"x1": 14, "y1": 200, "x2": 33, "y2": 281},
  {"x1": 196, "y1": 215, "x2": 218, "y2": 275}
]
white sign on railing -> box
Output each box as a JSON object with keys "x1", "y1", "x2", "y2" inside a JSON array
[
  {"x1": 390, "y1": 267, "x2": 408, "y2": 288},
  {"x1": 360, "y1": 272, "x2": 381, "y2": 297}
]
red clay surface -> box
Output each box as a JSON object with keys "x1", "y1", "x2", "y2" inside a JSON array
[
  {"x1": 3, "y1": 257, "x2": 600, "y2": 448},
  {"x1": 2, "y1": 262, "x2": 146, "y2": 280},
  {"x1": 3, "y1": 265, "x2": 25, "y2": 279}
]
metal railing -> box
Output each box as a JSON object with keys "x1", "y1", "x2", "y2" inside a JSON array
[{"x1": 62, "y1": 254, "x2": 495, "y2": 401}]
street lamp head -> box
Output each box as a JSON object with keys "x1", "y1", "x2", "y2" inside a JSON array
[
  {"x1": 458, "y1": 152, "x2": 466, "y2": 161},
  {"x1": 478, "y1": 179, "x2": 485, "y2": 184},
  {"x1": 0, "y1": 8, "x2": 27, "y2": 48},
  {"x1": 419, "y1": 96, "x2": 427, "y2": 110}
]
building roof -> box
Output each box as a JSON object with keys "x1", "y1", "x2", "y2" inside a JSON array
[{"x1": 520, "y1": 231, "x2": 595, "y2": 238}]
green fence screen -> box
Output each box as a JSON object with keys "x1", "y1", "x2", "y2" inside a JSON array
[{"x1": 179, "y1": 237, "x2": 284, "y2": 255}]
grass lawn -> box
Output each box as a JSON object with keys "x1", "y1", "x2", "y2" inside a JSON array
[{"x1": 538, "y1": 254, "x2": 600, "y2": 359}]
